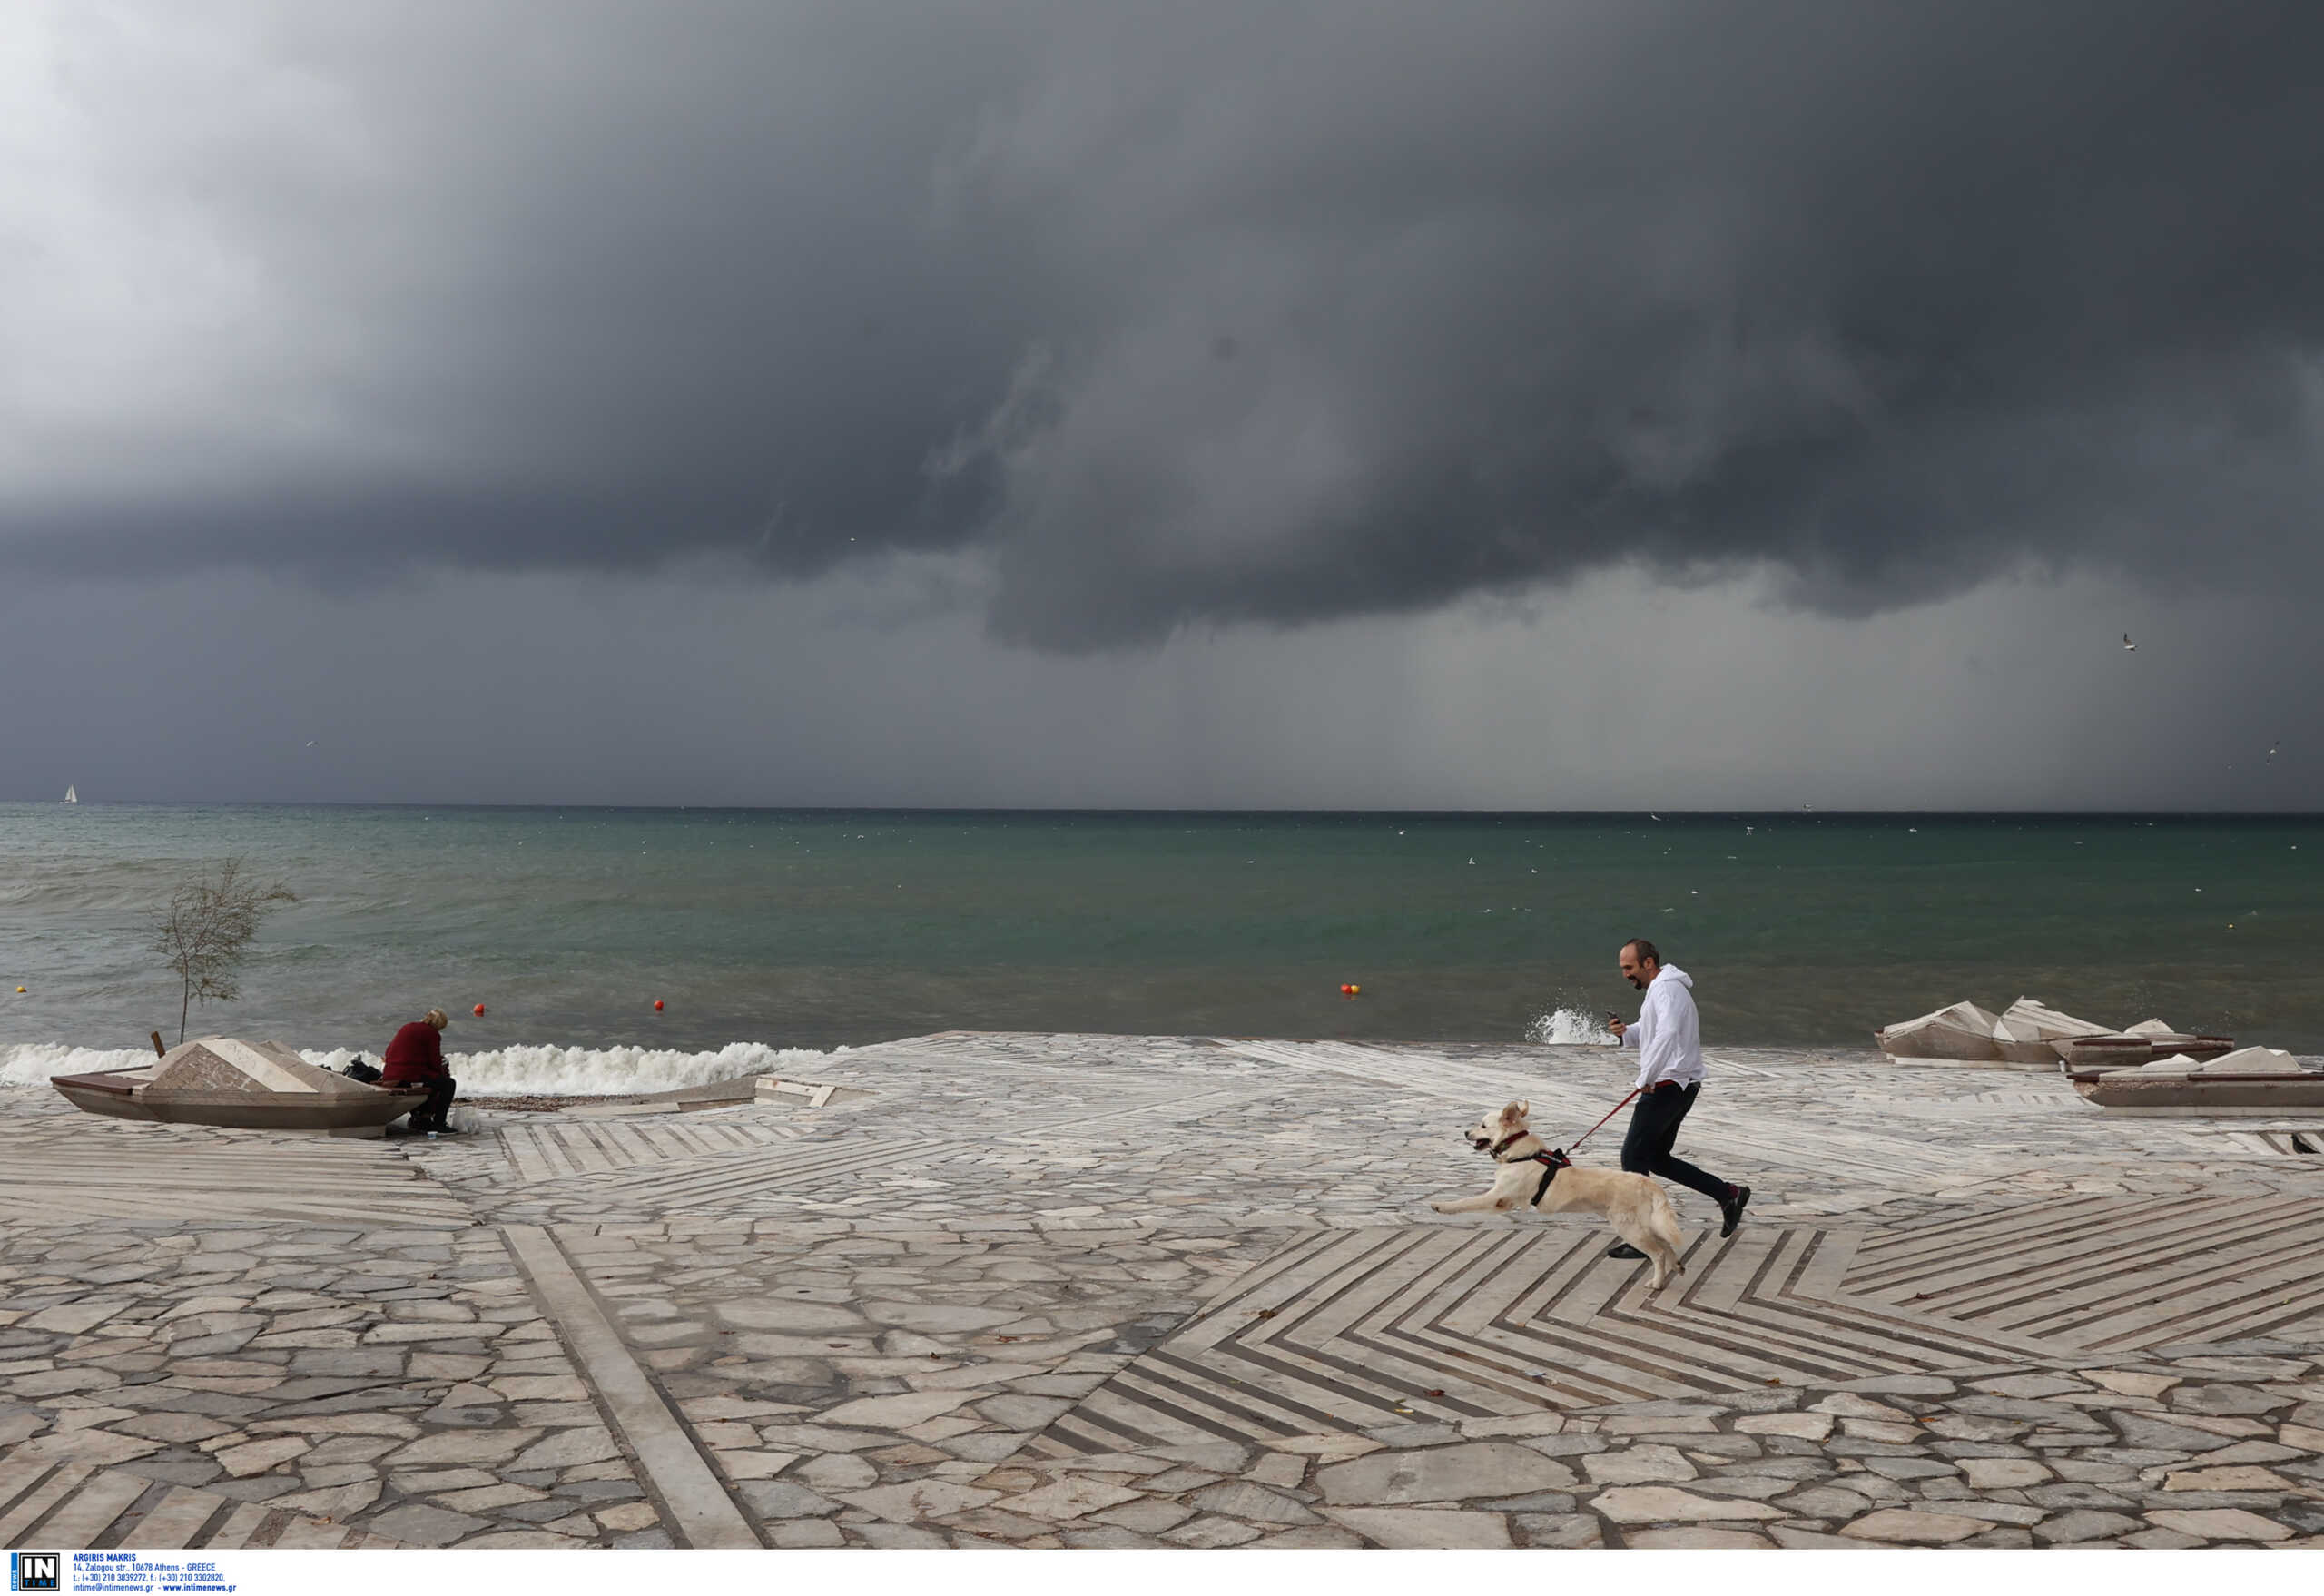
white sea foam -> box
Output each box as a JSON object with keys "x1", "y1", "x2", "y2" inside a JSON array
[
  {"x1": 0, "y1": 1043, "x2": 161, "y2": 1088},
  {"x1": 0, "y1": 1039, "x2": 843, "y2": 1095},
  {"x1": 1524, "y1": 1007, "x2": 1620, "y2": 1047}
]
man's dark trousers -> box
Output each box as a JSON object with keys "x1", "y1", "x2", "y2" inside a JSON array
[
  {"x1": 1620, "y1": 1081, "x2": 1729, "y2": 1203},
  {"x1": 407, "y1": 1075, "x2": 457, "y2": 1133}
]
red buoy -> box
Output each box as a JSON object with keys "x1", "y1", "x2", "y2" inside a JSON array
[
  {"x1": 473, "y1": 1003, "x2": 487, "y2": 1016},
  {"x1": 654, "y1": 999, "x2": 665, "y2": 1011}
]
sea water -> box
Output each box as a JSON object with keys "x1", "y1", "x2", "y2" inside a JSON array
[{"x1": 4, "y1": 803, "x2": 2319, "y2": 1091}]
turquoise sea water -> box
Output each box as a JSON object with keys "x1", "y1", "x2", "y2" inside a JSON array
[{"x1": 4, "y1": 804, "x2": 2320, "y2": 1088}]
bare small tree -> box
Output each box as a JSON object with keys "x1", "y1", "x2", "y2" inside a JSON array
[{"x1": 150, "y1": 858, "x2": 297, "y2": 1045}]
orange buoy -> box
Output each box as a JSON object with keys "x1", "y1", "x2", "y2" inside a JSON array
[
  {"x1": 473, "y1": 1003, "x2": 487, "y2": 1016},
  {"x1": 654, "y1": 999, "x2": 665, "y2": 1011},
  {"x1": 13, "y1": 987, "x2": 23, "y2": 994}
]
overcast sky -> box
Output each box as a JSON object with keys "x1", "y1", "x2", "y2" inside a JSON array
[{"x1": 4, "y1": 1, "x2": 2319, "y2": 808}]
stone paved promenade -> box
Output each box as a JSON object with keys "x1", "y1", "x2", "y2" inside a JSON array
[{"x1": 4, "y1": 1032, "x2": 2322, "y2": 1551}]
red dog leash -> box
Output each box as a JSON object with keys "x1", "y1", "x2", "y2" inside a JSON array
[
  {"x1": 1516, "y1": 1089, "x2": 1641, "y2": 1207},
  {"x1": 1564, "y1": 1088, "x2": 1640, "y2": 1154}
]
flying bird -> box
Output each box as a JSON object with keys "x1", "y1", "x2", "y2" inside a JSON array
[
  {"x1": 2268, "y1": 741, "x2": 2280, "y2": 763},
  {"x1": 2122, "y1": 633, "x2": 2136, "y2": 651}
]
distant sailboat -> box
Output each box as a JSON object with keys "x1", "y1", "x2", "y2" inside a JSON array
[{"x1": 63, "y1": 785, "x2": 77, "y2": 804}]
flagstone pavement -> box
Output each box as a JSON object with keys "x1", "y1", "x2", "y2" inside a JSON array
[{"x1": 4, "y1": 1032, "x2": 2322, "y2": 1550}]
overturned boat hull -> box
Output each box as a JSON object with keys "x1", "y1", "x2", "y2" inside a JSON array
[
  {"x1": 2057, "y1": 1035, "x2": 2236, "y2": 1069},
  {"x1": 2066, "y1": 1069, "x2": 2324, "y2": 1116}
]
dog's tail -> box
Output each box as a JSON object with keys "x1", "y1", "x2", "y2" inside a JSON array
[{"x1": 1649, "y1": 1195, "x2": 1686, "y2": 1270}]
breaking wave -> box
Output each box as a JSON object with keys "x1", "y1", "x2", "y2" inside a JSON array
[
  {"x1": 0, "y1": 1039, "x2": 844, "y2": 1095},
  {"x1": 1524, "y1": 1007, "x2": 1620, "y2": 1046}
]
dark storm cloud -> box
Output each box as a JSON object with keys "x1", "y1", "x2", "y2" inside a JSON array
[{"x1": 5, "y1": 1, "x2": 2321, "y2": 645}]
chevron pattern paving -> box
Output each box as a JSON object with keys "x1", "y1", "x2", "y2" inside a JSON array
[
  {"x1": 567, "y1": 1127, "x2": 940, "y2": 1208},
  {"x1": 517, "y1": 1083, "x2": 1288, "y2": 1211},
  {"x1": 0, "y1": 1458, "x2": 403, "y2": 1550},
  {"x1": 495, "y1": 1114, "x2": 808, "y2": 1182},
  {"x1": 1030, "y1": 1202, "x2": 2324, "y2": 1457},
  {"x1": 0, "y1": 1122, "x2": 471, "y2": 1227},
  {"x1": 1842, "y1": 1193, "x2": 2324, "y2": 1350}
]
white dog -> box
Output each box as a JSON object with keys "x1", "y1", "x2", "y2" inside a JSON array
[{"x1": 1429, "y1": 1100, "x2": 1688, "y2": 1293}]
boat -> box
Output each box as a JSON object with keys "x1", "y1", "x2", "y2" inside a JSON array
[
  {"x1": 2057, "y1": 1032, "x2": 2235, "y2": 1069},
  {"x1": 1875, "y1": 1000, "x2": 2004, "y2": 1061},
  {"x1": 2065, "y1": 1046, "x2": 2324, "y2": 1115},
  {"x1": 1990, "y1": 996, "x2": 2114, "y2": 1065},
  {"x1": 51, "y1": 1036, "x2": 429, "y2": 1137},
  {"x1": 63, "y1": 785, "x2": 76, "y2": 804}
]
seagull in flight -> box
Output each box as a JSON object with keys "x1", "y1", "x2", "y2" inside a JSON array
[
  {"x1": 2122, "y1": 633, "x2": 2136, "y2": 651},
  {"x1": 304, "y1": 740, "x2": 318, "y2": 748},
  {"x1": 2268, "y1": 741, "x2": 2280, "y2": 763}
]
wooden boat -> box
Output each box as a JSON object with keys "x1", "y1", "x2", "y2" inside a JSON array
[
  {"x1": 2066, "y1": 1047, "x2": 2324, "y2": 1116},
  {"x1": 52, "y1": 1037, "x2": 428, "y2": 1137},
  {"x1": 1876, "y1": 997, "x2": 2137, "y2": 1068},
  {"x1": 2057, "y1": 1034, "x2": 2236, "y2": 1069}
]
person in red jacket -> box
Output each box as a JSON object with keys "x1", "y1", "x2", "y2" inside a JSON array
[{"x1": 380, "y1": 1008, "x2": 459, "y2": 1134}]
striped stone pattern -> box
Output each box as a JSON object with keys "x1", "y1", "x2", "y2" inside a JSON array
[
  {"x1": 1221, "y1": 1039, "x2": 1600, "y2": 1113},
  {"x1": 0, "y1": 1459, "x2": 403, "y2": 1550},
  {"x1": 570, "y1": 1128, "x2": 933, "y2": 1208},
  {"x1": 2215, "y1": 1128, "x2": 2324, "y2": 1157},
  {"x1": 0, "y1": 1131, "x2": 469, "y2": 1227},
  {"x1": 1030, "y1": 1200, "x2": 2324, "y2": 1457},
  {"x1": 496, "y1": 1115, "x2": 808, "y2": 1182},
  {"x1": 550, "y1": 1085, "x2": 1275, "y2": 1212},
  {"x1": 1027, "y1": 1224, "x2": 2028, "y2": 1456},
  {"x1": 1842, "y1": 1193, "x2": 2324, "y2": 1349}
]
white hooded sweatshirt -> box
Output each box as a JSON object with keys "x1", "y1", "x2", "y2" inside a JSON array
[{"x1": 1619, "y1": 964, "x2": 1703, "y2": 1090}]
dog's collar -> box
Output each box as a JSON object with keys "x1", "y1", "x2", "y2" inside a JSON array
[{"x1": 1489, "y1": 1129, "x2": 1533, "y2": 1159}]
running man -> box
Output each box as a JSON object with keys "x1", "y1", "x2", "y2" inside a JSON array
[{"x1": 1606, "y1": 939, "x2": 1749, "y2": 1256}]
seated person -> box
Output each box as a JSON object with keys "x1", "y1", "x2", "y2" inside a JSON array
[{"x1": 381, "y1": 1008, "x2": 459, "y2": 1133}]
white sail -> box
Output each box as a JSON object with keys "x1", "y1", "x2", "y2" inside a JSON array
[{"x1": 63, "y1": 786, "x2": 76, "y2": 803}]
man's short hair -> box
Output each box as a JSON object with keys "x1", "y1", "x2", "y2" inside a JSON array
[
  {"x1": 423, "y1": 1009, "x2": 449, "y2": 1028},
  {"x1": 1620, "y1": 939, "x2": 1661, "y2": 967}
]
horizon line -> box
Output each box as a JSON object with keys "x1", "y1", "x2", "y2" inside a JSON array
[{"x1": 10, "y1": 799, "x2": 2324, "y2": 820}]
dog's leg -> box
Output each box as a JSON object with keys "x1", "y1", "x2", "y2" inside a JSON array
[
  {"x1": 1432, "y1": 1167, "x2": 1525, "y2": 1215},
  {"x1": 1431, "y1": 1189, "x2": 1517, "y2": 1214},
  {"x1": 1643, "y1": 1197, "x2": 1687, "y2": 1293}
]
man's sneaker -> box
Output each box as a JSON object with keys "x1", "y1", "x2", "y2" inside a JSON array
[
  {"x1": 1719, "y1": 1184, "x2": 1751, "y2": 1237},
  {"x1": 1605, "y1": 1242, "x2": 1646, "y2": 1259}
]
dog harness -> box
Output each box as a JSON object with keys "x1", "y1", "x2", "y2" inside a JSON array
[
  {"x1": 1521, "y1": 1147, "x2": 1572, "y2": 1206},
  {"x1": 1488, "y1": 1130, "x2": 1573, "y2": 1207}
]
